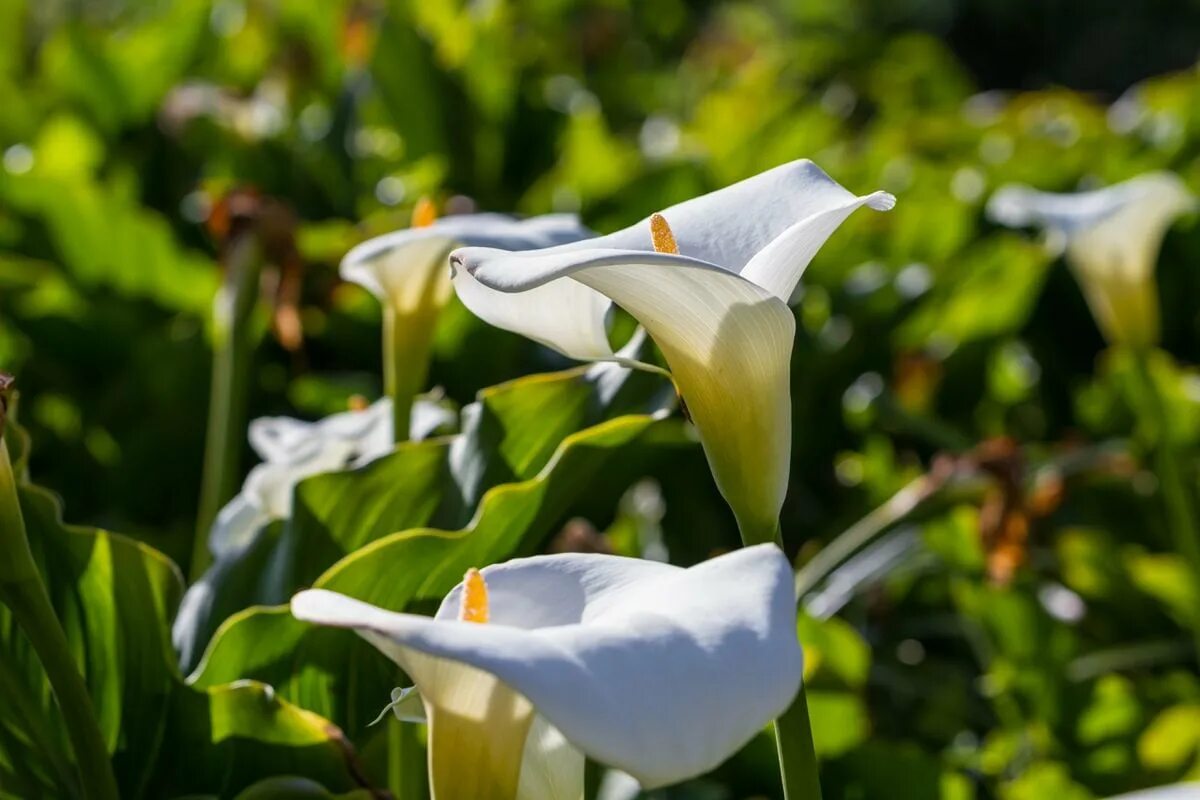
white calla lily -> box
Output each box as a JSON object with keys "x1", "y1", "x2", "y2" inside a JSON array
[
  {"x1": 209, "y1": 396, "x2": 452, "y2": 556},
  {"x1": 1105, "y1": 784, "x2": 1200, "y2": 800},
  {"x1": 291, "y1": 543, "x2": 802, "y2": 798},
  {"x1": 450, "y1": 160, "x2": 893, "y2": 542},
  {"x1": 342, "y1": 208, "x2": 597, "y2": 435},
  {"x1": 988, "y1": 172, "x2": 1196, "y2": 346},
  {"x1": 173, "y1": 397, "x2": 454, "y2": 667},
  {"x1": 342, "y1": 212, "x2": 597, "y2": 306}
]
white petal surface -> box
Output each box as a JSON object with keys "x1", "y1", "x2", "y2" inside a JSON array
[
  {"x1": 455, "y1": 247, "x2": 794, "y2": 540},
  {"x1": 570, "y1": 160, "x2": 893, "y2": 285},
  {"x1": 451, "y1": 262, "x2": 615, "y2": 360},
  {"x1": 248, "y1": 397, "x2": 394, "y2": 464},
  {"x1": 988, "y1": 173, "x2": 1196, "y2": 345},
  {"x1": 516, "y1": 715, "x2": 584, "y2": 800},
  {"x1": 342, "y1": 213, "x2": 594, "y2": 303},
  {"x1": 291, "y1": 545, "x2": 802, "y2": 789},
  {"x1": 740, "y1": 190, "x2": 895, "y2": 303}
]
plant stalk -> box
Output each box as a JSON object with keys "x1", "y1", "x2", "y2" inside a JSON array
[
  {"x1": 0, "y1": 431, "x2": 120, "y2": 800},
  {"x1": 774, "y1": 685, "x2": 822, "y2": 800},
  {"x1": 383, "y1": 297, "x2": 440, "y2": 447},
  {"x1": 388, "y1": 718, "x2": 427, "y2": 800},
  {"x1": 192, "y1": 235, "x2": 261, "y2": 580},
  {"x1": 741, "y1": 520, "x2": 823, "y2": 800}
]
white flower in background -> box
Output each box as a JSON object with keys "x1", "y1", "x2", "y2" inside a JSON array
[
  {"x1": 341, "y1": 207, "x2": 596, "y2": 310},
  {"x1": 207, "y1": 397, "x2": 452, "y2": 557},
  {"x1": 292, "y1": 544, "x2": 802, "y2": 800},
  {"x1": 988, "y1": 173, "x2": 1196, "y2": 346},
  {"x1": 451, "y1": 160, "x2": 893, "y2": 542},
  {"x1": 173, "y1": 397, "x2": 453, "y2": 668},
  {"x1": 1105, "y1": 784, "x2": 1200, "y2": 800},
  {"x1": 341, "y1": 203, "x2": 598, "y2": 435}
]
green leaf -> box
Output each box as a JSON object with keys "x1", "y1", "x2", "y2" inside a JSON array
[
  {"x1": 898, "y1": 234, "x2": 1052, "y2": 349},
  {"x1": 796, "y1": 612, "x2": 871, "y2": 689},
  {"x1": 39, "y1": 1, "x2": 208, "y2": 132},
  {"x1": 0, "y1": 174, "x2": 218, "y2": 314},
  {"x1": 1126, "y1": 551, "x2": 1200, "y2": 628},
  {"x1": 189, "y1": 401, "x2": 681, "y2": 743},
  {"x1": 0, "y1": 482, "x2": 181, "y2": 798},
  {"x1": 1000, "y1": 761, "x2": 1094, "y2": 800},
  {"x1": 147, "y1": 683, "x2": 367, "y2": 799},
  {"x1": 1138, "y1": 704, "x2": 1200, "y2": 772},
  {"x1": 807, "y1": 690, "x2": 870, "y2": 758},
  {"x1": 176, "y1": 360, "x2": 675, "y2": 669},
  {"x1": 1077, "y1": 675, "x2": 1143, "y2": 746},
  {"x1": 233, "y1": 777, "x2": 377, "y2": 800},
  {"x1": 0, "y1": 425, "x2": 374, "y2": 798}
]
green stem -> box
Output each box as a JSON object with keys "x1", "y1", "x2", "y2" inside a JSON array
[
  {"x1": 383, "y1": 301, "x2": 439, "y2": 447},
  {"x1": 0, "y1": 438, "x2": 119, "y2": 800},
  {"x1": 387, "y1": 718, "x2": 427, "y2": 800},
  {"x1": 774, "y1": 685, "x2": 822, "y2": 800},
  {"x1": 738, "y1": 521, "x2": 822, "y2": 799},
  {"x1": 1130, "y1": 349, "x2": 1200, "y2": 663},
  {"x1": 192, "y1": 236, "x2": 261, "y2": 580}
]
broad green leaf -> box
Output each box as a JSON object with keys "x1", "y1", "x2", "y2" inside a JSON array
[
  {"x1": 176, "y1": 359, "x2": 675, "y2": 668},
  {"x1": 1077, "y1": 675, "x2": 1143, "y2": 746},
  {"x1": 797, "y1": 612, "x2": 871, "y2": 688},
  {"x1": 39, "y1": 0, "x2": 207, "y2": 132},
  {"x1": 808, "y1": 690, "x2": 870, "y2": 758},
  {"x1": 190, "y1": 408, "x2": 683, "y2": 744},
  {"x1": 1126, "y1": 551, "x2": 1200, "y2": 628},
  {"x1": 233, "y1": 777, "x2": 377, "y2": 800},
  {"x1": 0, "y1": 481, "x2": 181, "y2": 798},
  {"x1": 146, "y1": 683, "x2": 368, "y2": 799},
  {"x1": 0, "y1": 427, "x2": 371, "y2": 798},
  {"x1": 0, "y1": 174, "x2": 217, "y2": 314},
  {"x1": 1000, "y1": 761, "x2": 1093, "y2": 800},
  {"x1": 898, "y1": 234, "x2": 1052, "y2": 349},
  {"x1": 1138, "y1": 704, "x2": 1200, "y2": 772}
]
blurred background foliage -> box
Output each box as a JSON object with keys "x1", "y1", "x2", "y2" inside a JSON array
[{"x1": 2, "y1": 0, "x2": 1200, "y2": 797}]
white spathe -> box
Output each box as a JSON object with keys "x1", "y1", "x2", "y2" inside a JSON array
[
  {"x1": 342, "y1": 212, "x2": 609, "y2": 358},
  {"x1": 450, "y1": 160, "x2": 893, "y2": 541},
  {"x1": 208, "y1": 397, "x2": 452, "y2": 556},
  {"x1": 172, "y1": 398, "x2": 454, "y2": 669},
  {"x1": 291, "y1": 544, "x2": 802, "y2": 798},
  {"x1": 988, "y1": 172, "x2": 1196, "y2": 346}
]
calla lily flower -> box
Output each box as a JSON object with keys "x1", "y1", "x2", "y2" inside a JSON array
[
  {"x1": 173, "y1": 397, "x2": 453, "y2": 667},
  {"x1": 342, "y1": 206, "x2": 596, "y2": 435},
  {"x1": 450, "y1": 160, "x2": 893, "y2": 542},
  {"x1": 291, "y1": 544, "x2": 802, "y2": 799},
  {"x1": 208, "y1": 397, "x2": 452, "y2": 556},
  {"x1": 988, "y1": 173, "x2": 1196, "y2": 346}
]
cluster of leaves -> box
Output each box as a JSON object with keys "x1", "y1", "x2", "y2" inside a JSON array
[{"x1": 2, "y1": 0, "x2": 1200, "y2": 798}]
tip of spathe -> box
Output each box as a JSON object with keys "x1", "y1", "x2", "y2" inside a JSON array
[
  {"x1": 868, "y1": 191, "x2": 897, "y2": 212},
  {"x1": 448, "y1": 250, "x2": 465, "y2": 278}
]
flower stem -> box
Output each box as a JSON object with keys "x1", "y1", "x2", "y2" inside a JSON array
[
  {"x1": 742, "y1": 521, "x2": 823, "y2": 800},
  {"x1": 387, "y1": 718, "x2": 427, "y2": 800},
  {"x1": 192, "y1": 235, "x2": 261, "y2": 580},
  {"x1": 0, "y1": 436, "x2": 119, "y2": 800},
  {"x1": 383, "y1": 302, "x2": 438, "y2": 446},
  {"x1": 774, "y1": 685, "x2": 822, "y2": 800},
  {"x1": 1130, "y1": 348, "x2": 1200, "y2": 663}
]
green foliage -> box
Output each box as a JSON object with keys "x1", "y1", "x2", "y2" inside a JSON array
[
  {"x1": 2, "y1": 0, "x2": 1200, "y2": 797},
  {"x1": 0, "y1": 428, "x2": 365, "y2": 799}
]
